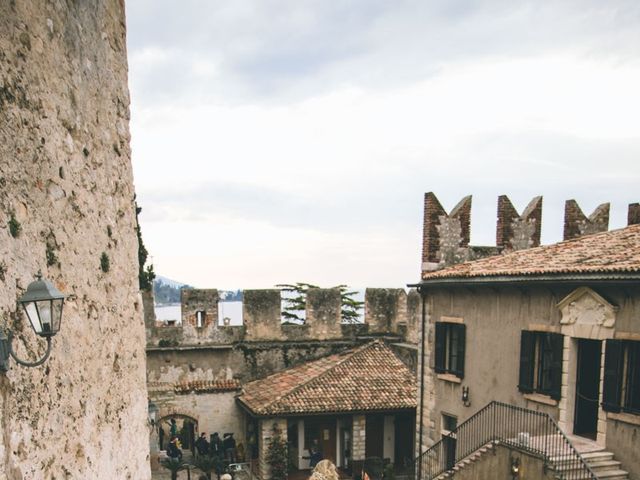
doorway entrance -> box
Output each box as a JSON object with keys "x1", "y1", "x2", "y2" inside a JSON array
[{"x1": 573, "y1": 339, "x2": 601, "y2": 439}]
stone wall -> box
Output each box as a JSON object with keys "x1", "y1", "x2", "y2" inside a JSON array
[
  {"x1": 351, "y1": 415, "x2": 367, "y2": 472},
  {"x1": 0, "y1": 2, "x2": 149, "y2": 479},
  {"x1": 443, "y1": 445, "x2": 555, "y2": 480},
  {"x1": 149, "y1": 287, "x2": 420, "y2": 346},
  {"x1": 151, "y1": 387, "x2": 244, "y2": 450},
  {"x1": 496, "y1": 195, "x2": 542, "y2": 251},
  {"x1": 563, "y1": 200, "x2": 609, "y2": 240},
  {"x1": 421, "y1": 195, "x2": 640, "y2": 275}
]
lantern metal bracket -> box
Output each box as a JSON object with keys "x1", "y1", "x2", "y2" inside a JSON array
[{"x1": 0, "y1": 329, "x2": 53, "y2": 372}]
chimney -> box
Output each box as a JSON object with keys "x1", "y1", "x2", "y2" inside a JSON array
[
  {"x1": 496, "y1": 195, "x2": 542, "y2": 252},
  {"x1": 629, "y1": 203, "x2": 640, "y2": 226},
  {"x1": 421, "y1": 193, "x2": 472, "y2": 271},
  {"x1": 563, "y1": 200, "x2": 610, "y2": 240}
]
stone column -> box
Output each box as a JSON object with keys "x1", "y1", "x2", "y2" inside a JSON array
[
  {"x1": 259, "y1": 418, "x2": 288, "y2": 480},
  {"x1": 351, "y1": 415, "x2": 366, "y2": 476}
]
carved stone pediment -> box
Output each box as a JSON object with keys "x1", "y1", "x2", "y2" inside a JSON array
[{"x1": 557, "y1": 287, "x2": 618, "y2": 328}]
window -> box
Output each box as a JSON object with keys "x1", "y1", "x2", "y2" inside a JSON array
[
  {"x1": 435, "y1": 323, "x2": 466, "y2": 378},
  {"x1": 518, "y1": 331, "x2": 563, "y2": 400},
  {"x1": 195, "y1": 310, "x2": 206, "y2": 328},
  {"x1": 603, "y1": 340, "x2": 640, "y2": 415}
]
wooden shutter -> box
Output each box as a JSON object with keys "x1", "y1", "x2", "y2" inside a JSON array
[
  {"x1": 602, "y1": 340, "x2": 623, "y2": 413},
  {"x1": 518, "y1": 331, "x2": 535, "y2": 393},
  {"x1": 549, "y1": 333, "x2": 564, "y2": 400},
  {"x1": 453, "y1": 323, "x2": 466, "y2": 379},
  {"x1": 435, "y1": 323, "x2": 446, "y2": 373}
]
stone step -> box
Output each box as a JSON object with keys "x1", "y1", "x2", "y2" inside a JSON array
[
  {"x1": 595, "y1": 470, "x2": 629, "y2": 480},
  {"x1": 587, "y1": 459, "x2": 622, "y2": 473},
  {"x1": 582, "y1": 451, "x2": 614, "y2": 462}
]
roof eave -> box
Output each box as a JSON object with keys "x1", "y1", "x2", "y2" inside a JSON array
[{"x1": 412, "y1": 272, "x2": 640, "y2": 289}]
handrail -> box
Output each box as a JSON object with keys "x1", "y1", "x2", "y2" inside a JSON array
[{"x1": 416, "y1": 401, "x2": 598, "y2": 480}]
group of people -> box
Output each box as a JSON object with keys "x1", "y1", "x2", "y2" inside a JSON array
[
  {"x1": 165, "y1": 417, "x2": 240, "y2": 465},
  {"x1": 195, "y1": 431, "x2": 239, "y2": 462}
]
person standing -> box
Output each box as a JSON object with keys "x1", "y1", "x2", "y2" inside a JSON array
[
  {"x1": 195, "y1": 432, "x2": 210, "y2": 457},
  {"x1": 210, "y1": 432, "x2": 223, "y2": 457},
  {"x1": 167, "y1": 437, "x2": 183, "y2": 462}
]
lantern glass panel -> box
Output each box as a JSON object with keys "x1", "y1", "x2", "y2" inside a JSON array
[
  {"x1": 24, "y1": 302, "x2": 42, "y2": 334},
  {"x1": 51, "y1": 298, "x2": 63, "y2": 334},
  {"x1": 36, "y1": 300, "x2": 52, "y2": 334}
]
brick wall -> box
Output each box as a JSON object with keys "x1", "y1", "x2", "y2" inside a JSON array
[
  {"x1": 496, "y1": 195, "x2": 542, "y2": 251},
  {"x1": 563, "y1": 200, "x2": 609, "y2": 240}
]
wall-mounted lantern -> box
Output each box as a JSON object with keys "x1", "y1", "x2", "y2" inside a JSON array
[
  {"x1": 510, "y1": 456, "x2": 521, "y2": 478},
  {"x1": 0, "y1": 273, "x2": 65, "y2": 372},
  {"x1": 461, "y1": 385, "x2": 471, "y2": 407},
  {"x1": 148, "y1": 401, "x2": 159, "y2": 426}
]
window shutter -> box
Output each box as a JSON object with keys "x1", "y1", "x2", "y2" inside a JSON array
[
  {"x1": 435, "y1": 323, "x2": 446, "y2": 373},
  {"x1": 518, "y1": 331, "x2": 535, "y2": 393},
  {"x1": 602, "y1": 340, "x2": 623, "y2": 413},
  {"x1": 549, "y1": 333, "x2": 564, "y2": 400},
  {"x1": 453, "y1": 323, "x2": 466, "y2": 379}
]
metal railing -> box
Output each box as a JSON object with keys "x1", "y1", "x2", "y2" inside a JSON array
[{"x1": 417, "y1": 401, "x2": 598, "y2": 480}]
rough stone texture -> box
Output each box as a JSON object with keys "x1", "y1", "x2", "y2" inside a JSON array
[
  {"x1": 628, "y1": 203, "x2": 640, "y2": 226},
  {"x1": 496, "y1": 195, "x2": 542, "y2": 251},
  {"x1": 180, "y1": 289, "x2": 230, "y2": 344},
  {"x1": 244, "y1": 290, "x2": 283, "y2": 341},
  {"x1": 365, "y1": 288, "x2": 407, "y2": 334},
  {"x1": 0, "y1": 2, "x2": 149, "y2": 479},
  {"x1": 563, "y1": 199, "x2": 610, "y2": 240},
  {"x1": 306, "y1": 288, "x2": 342, "y2": 338},
  {"x1": 143, "y1": 288, "x2": 156, "y2": 339},
  {"x1": 149, "y1": 386, "x2": 243, "y2": 456},
  {"x1": 421, "y1": 193, "x2": 472, "y2": 271},
  {"x1": 442, "y1": 445, "x2": 555, "y2": 480}
]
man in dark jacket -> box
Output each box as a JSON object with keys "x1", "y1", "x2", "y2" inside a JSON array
[{"x1": 195, "y1": 432, "x2": 210, "y2": 457}]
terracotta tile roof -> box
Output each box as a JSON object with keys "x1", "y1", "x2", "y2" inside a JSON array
[
  {"x1": 422, "y1": 224, "x2": 640, "y2": 281},
  {"x1": 174, "y1": 379, "x2": 240, "y2": 394},
  {"x1": 237, "y1": 341, "x2": 416, "y2": 416}
]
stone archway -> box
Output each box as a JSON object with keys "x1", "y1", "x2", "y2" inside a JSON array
[{"x1": 158, "y1": 413, "x2": 199, "y2": 453}]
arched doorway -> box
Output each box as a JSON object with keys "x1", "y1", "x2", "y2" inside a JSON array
[{"x1": 158, "y1": 414, "x2": 198, "y2": 454}]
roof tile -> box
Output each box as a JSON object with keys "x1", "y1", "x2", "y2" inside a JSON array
[
  {"x1": 237, "y1": 341, "x2": 416, "y2": 415},
  {"x1": 422, "y1": 224, "x2": 640, "y2": 280}
]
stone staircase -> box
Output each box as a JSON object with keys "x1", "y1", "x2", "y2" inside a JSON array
[
  {"x1": 434, "y1": 438, "x2": 630, "y2": 479},
  {"x1": 550, "y1": 439, "x2": 629, "y2": 480},
  {"x1": 433, "y1": 443, "x2": 495, "y2": 479}
]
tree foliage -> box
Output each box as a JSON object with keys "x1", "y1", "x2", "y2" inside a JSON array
[
  {"x1": 276, "y1": 282, "x2": 364, "y2": 324},
  {"x1": 160, "y1": 458, "x2": 189, "y2": 480},
  {"x1": 192, "y1": 454, "x2": 223, "y2": 480},
  {"x1": 135, "y1": 200, "x2": 156, "y2": 291},
  {"x1": 266, "y1": 426, "x2": 288, "y2": 480}
]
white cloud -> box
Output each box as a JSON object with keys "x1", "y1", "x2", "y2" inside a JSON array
[{"x1": 127, "y1": 1, "x2": 640, "y2": 288}]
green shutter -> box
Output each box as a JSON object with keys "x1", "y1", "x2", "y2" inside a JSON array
[
  {"x1": 453, "y1": 323, "x2": 466, "y2": 379},
  {"x1": 602, "y1": 340, "x2": 623, "y2": 413},
  {"x1": 549, "y1": 333, "x2": 564, "y2": 401},
  {"x1": 435, "y1": 323, "x2": 446, "y2": 373},
  {"x1": 518, "y1": 331, "x2": 535, "y2": 394}
]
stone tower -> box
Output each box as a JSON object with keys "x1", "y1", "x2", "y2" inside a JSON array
[{"x1": 0, "y1": 2, "x2": 150, "y2": 478}]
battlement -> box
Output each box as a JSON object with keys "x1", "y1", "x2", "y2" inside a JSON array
[
  {"x1": 422, "y1": 193, "x2": 638, "y2": 274},
  {"x1": 146, "y1": 287, "x2": 421, "y2": 347}
]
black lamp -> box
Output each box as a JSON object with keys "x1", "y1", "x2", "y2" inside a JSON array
[
  {"x1": 148, "y1": 401, "x2": 159, "y2": 426},
  {"x1": 0, "y1": 272, "x2": 65, "y2": 371}
]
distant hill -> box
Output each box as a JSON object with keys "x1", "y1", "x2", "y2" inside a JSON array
[
  {"x1": 153, "y1": 276, "x2": 242, "y2": 304},
  {"x1": 154, "y1": 276, "x2": 191, "y2": 305}
]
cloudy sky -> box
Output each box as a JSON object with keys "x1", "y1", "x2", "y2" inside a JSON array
[{"x1": 126, "y1": 0, "x2": 640, "y2": 289}]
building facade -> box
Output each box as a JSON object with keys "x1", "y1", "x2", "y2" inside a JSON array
[{"x1": 415, "y1": 194, "x2": 640, "y2": 479}]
